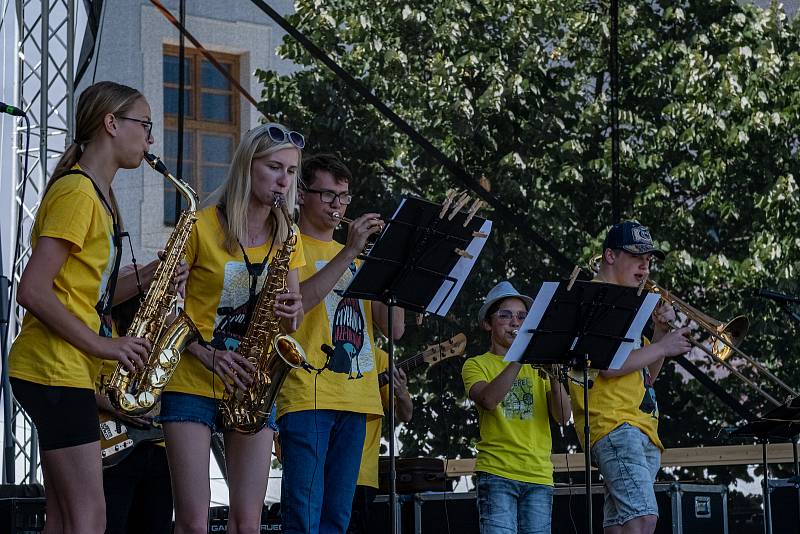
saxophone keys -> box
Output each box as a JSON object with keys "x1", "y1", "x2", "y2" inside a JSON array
[
  {"x1": 119, "y1": 393, "x2": 138, "y2": 412},
  {"x1": 137, "y1": 391, "x2": 156, "y2": 409},
  {"x1": 159, "y1": 348, "x2": 180, "y2": 368},
  {"x1": 150, "y1": 367, "x2": 169, "y2": 387}
]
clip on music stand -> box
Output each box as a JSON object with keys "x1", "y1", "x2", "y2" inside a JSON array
[
  {"x1": 729, "y1": 397, "x2": 800, "y2": 534},
  {"x1": 343, "y1": 195, "x2": 491, "y2": 534},
  {"x1": 505, "y1": 279, "x2": 659, "y2": 533}
]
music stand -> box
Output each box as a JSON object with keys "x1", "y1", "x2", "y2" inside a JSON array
[
  {"x1": 730, "y1": 397, "x2": 800, "y2": 534},
  {"x1": 343, "y1": 195, "x2": 490, "y2": 534},
  {"x1": 505, "y1": 279, "x2": 660, "y2": 533}
]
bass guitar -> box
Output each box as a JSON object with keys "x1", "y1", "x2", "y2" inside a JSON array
[
  {"x1": 99, "y1": 410, "x2": 163, "y2": 468},
  {"x1": 378, "y1": 333, "x2": 467, "y2": 387}
]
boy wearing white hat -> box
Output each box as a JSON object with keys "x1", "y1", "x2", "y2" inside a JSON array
[{"x1": 462, "y1": 281, "x2": 571, "y2": 534}]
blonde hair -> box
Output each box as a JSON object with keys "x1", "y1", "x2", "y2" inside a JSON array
[
  {"x1": 207, "y1": 122, "x2": 302, "y2": 254},
  {"x1": 51, "y1": 81, "x2": 144, "y2": 184}
]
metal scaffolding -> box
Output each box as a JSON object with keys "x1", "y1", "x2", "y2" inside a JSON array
[{"x1": 2, "y1": 0, "x2": 75, "y2": 484}]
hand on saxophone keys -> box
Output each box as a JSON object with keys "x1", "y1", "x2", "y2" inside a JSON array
[
  {"x1": 97, "y1": 336, "x2": 152, "y2": 372},
  {"x1": 211, "y1": 348, "x2": 256, "y2": 393},
  {"x1": 332, "y1": 212, "x2": 384, "y2": 256},
  {"x1": 274, "y1": 292, "x2": 303, "y2": 333}
]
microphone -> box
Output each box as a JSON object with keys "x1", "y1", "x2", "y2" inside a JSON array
[
  {"x1": 0, "y1": 101, "x2": 26, "y2": 117},
  {"x1": 758, "y1": 288, "x2": 800, "y2": 304}
]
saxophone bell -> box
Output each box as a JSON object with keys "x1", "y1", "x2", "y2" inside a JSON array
[{"x1": 275, "y1": 334, "x2": 306, "y2": 368}]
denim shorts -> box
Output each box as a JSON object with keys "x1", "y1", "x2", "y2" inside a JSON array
[
  {"x1": 475, "y1": 472, "x2": 553, "y2": 534},
  {"x1": 591, "y1": 423, "x2": 661, "y2": 528},
  {"x1": 159, "y1": 392, "x2": 278, "y2": 433}
]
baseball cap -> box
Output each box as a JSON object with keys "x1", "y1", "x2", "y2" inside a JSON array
[{"x1": 602, "y1": 221, "x2": 665, "y2": 260}]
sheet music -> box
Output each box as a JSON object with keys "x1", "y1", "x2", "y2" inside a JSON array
[
  {"x1": 426, "y1": 219, "x2": 493, "y2": 317},
  {"x1": 608, "y1": 291, "x2": 660, "y2": 370},
  {"x1": 504, "y1": 281, "x2": 559, "y2": 362}
]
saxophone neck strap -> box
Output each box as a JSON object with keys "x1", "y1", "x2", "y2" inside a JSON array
[
  {"x1": 218, "y1": 203, "x2": 279, "y2": 324},
  {"x1": 53, "y1": 169, "x2": 135, "y2": 318}
]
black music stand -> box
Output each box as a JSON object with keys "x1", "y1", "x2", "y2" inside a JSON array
[
  {"x1": 343, "y1": 195, "x2": 490, "y2": 534},
  {"x1": 505, "y1": 279, "x2": 659, "y2": 533},
  {"x1": 730, "y1": 397, "x2": 800, "y2": 534}
]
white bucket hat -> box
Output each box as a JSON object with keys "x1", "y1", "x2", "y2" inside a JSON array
[{"x1": 477, "y1": 281, "x2": 534, "y2": 323}]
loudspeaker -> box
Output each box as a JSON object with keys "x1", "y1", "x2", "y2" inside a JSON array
[
  {"x1": 553, "y1": 482, "x2": 727, "y2": 534},
  {"x1": 768, "y1": 478, "x2": 800, "y2": 534},
  {"x1": 367, "y1": 482, "x2": 727, "y2": 534},
  {"x1": 0, "y1": 497, "x2": 46, "y2": 533},
  {"x1": 208, "y1": 504, "x2": 282, "y2": 532}
]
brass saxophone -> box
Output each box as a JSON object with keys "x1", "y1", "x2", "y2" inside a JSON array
[
  {"x1": 219, "y1": 194, "x2": 307, "y2": 434},
  {"x1": 105, "y1": 153, "x2": 200, "y2": 415}
]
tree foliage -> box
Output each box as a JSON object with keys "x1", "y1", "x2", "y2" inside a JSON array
[{"x1": 258, "y1": 0, "x2": 800, "y2": 490}]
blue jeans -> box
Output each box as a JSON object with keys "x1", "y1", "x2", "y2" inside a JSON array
[
  {"x1": 591, "y1": 423, "x2": 661, "y2": 528},
  {"x1": 279, "y1": 410, "x2": 366, "y2": 534},
  {"x1": 476, "y1": 472, "x2": 553, "y2": 534}
]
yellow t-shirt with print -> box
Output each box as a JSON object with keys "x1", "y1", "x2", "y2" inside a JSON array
[
  {"x1": 276, "y1": 234, "x2": 383, "y2": 419},
  {"x1": 166, "y1": 206, "x2": 305, "y2": 399},
  {"x1": 356, "y1": 347, "x2": 390, "y2": 488},
  {"x1": 9, "y1": 167, "x2": 117, "y2": 389},
  {"x1": 462, "y1": 352, "x2": 554, "y2": 485},
  {"x1": 568, "y1": 337, "x2": 663, "y2": 451}
]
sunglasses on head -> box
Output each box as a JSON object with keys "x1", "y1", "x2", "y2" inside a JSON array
[{"x1": 265, "y1": 124, "x2": 305, "y2": 149}]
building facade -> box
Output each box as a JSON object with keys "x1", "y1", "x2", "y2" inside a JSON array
[{"x1": 78, "y1": 0, "x2": 297, "y2": 266}]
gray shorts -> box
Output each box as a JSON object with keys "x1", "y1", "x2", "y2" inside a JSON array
[{"x1": 591, "y1": 423, "x2": 661, "y2": 528}]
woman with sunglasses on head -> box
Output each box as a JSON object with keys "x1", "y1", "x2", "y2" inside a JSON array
[
  {"x1": 161, "y1": 123, "x2": 306, "y2": 534},
  {"x1": 8, "y1": 81, "x2": 158, "y2": 534}
]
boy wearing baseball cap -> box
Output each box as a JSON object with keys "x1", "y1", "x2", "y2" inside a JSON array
[
  {"x1": 462, "y1": 281, "x2": 571, "y2": 534},
  {"x1": 569, "y1": 221, "x2": 691, "y2": 534}
]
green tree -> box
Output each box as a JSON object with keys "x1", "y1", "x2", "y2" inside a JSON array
[{"x1": 259, "y1": 0, "x2": 800, "y2": 494}]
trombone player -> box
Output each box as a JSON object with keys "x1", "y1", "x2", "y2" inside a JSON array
[{"x1": 569, "y1": 221, "x2": 691, "y2": 534}]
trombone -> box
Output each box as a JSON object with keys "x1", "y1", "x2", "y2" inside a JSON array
[{"x1": 589, "y1": 255, "x2": 797, "y2": 408}]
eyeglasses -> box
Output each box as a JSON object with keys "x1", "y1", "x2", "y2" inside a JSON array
[
  {"x1": 266, "y1": 124, "x2": 305, "y2": 149},
  {"x1": 304, "y1": 187, "x2": 353, "y2": 205},
  {"x1": 493, "y1": 310, "x2": 528, "y2": 322},
  {"x1": 117, "y1": 116, "x2": 153, "y2": 140}
]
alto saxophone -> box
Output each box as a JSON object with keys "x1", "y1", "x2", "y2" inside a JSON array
[
  {"x1": 220, "y1": 194, "x2": 307, "y2": 434},
  {"x1": 105, "y1": 153, "x2": 200, "y2": 415}
]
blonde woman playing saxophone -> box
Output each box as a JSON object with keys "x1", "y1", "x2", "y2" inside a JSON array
[{"x1": 161, "y1": 123, "x2": 306, "y2": 534}]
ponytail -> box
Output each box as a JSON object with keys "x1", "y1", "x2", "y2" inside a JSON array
[
  {"x1": 44, "y1": 81, "x2": 143, "y2": 197},
  {"x1": 47, "y1": 142, "x2": 84, "y2": 194}
]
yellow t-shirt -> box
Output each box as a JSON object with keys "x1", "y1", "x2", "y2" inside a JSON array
[
  {"x1": 356, "y1": 348, "x2": 390, "y2": 488},
  {"x1": 462, "y1": 352, "x2": 554, "y2": 485},
  {"x1": 568, "y1": 337, "x2": 663, "y2": 451},
  {"x1": 276, "y1": 234, "x2": 383, "y2": 419},
  {"x1": 9, "y1": 167, "x2": 117, "y2": 389},
  {"x1": 166, "y1": 206, "x2": 305, "y2": 399}
]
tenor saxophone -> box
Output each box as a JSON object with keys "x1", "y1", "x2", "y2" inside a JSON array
[
  {"x1": 219, "y1": 194, "x2": 307, "y2": 434},
  {"x1": 105, "y1": 153, "x2": 200, "y2": 415}
]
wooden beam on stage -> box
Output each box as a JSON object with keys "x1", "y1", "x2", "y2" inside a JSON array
[{"x1": 444, "y1": 443, "x2": 797, "y2": 477}]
